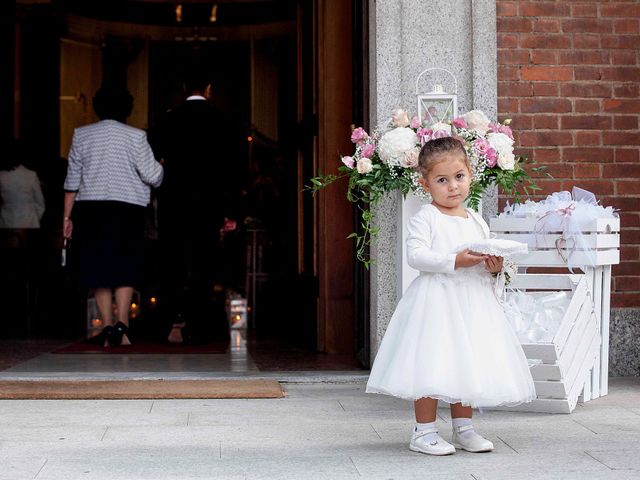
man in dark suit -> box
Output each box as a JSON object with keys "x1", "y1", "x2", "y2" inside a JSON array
[{"x1": 151, "y1": 71, "x2": 241, "y2": 344}]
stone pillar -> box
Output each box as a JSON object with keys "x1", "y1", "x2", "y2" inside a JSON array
[{"x1": 369, "y1": 0, "x2": 498, "y2": 360}]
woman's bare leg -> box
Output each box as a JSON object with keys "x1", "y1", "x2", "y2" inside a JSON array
[
  {"x1": 114, "y1": 286, "x2": 134, "y2": 326},
  {"x1": 94, "y1": 288, "x2": 113, "y2": 326}
]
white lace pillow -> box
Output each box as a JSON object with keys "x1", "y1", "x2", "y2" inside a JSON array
[{"x1": 456, "y1": 238, "x2": 528, "y2": 258}]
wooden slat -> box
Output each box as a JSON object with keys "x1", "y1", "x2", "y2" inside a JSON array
[
  {"x1": 553, "y1": 276, "x2": 588, "y2": 350},
  {"x1": 530, "y1": 363, "x2": 562, "y2": 381},
  {"x1": 558, "y1": 299, "x2": 595, "y2": 371},
  {"x1": 563, "y1": 314, "x2": 599, "y2": 391},
  {"x1": 508, "y1": 273, "x2": 578, "y2": 291},
  {"x1": 496, "y1": 233, "x2": 620, "y2": 249},
  {"x1": 600, "y1": 265, "x2": 612, "y2": 396},
  {"x1": 490, "y1": 217, "x2": 620, "y2": 233},
  {"x1": 568, "y1": 333, "x2": 600, "y2": 408},
  {"x1": 521, "y1": 343, "x2": 559, "y2": 364},
  {"x1": 591, "y1": 267, "x2": 603, "y2": 398},
  {"x1": 515, "y1": 249, "x2": 619, "y2": 267},
  {"x1": 534, "y1": 380, "x2": 568, "y2": 399}
]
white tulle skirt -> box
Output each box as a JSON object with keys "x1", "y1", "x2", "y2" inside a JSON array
[{"x1": 366, "y1": 272, "x2": 536, "y2": 408}]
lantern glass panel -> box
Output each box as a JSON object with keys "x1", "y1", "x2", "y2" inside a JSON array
[{"x1": 418, "y1": 95, "x2": 457, "y2": 126}]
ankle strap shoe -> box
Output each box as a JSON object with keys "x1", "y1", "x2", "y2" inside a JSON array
[
  {"x1": 452, "y1": 425, "x2": 494, "y2": 453},
  {"x1": 409, "y1": 428, "x2": 455, "y2": 456}
]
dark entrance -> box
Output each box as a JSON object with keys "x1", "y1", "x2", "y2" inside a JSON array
[{"x1": 2, "y1": 0, "x2": 364, "y2": 371}]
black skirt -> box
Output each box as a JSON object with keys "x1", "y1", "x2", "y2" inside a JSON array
[{"x1": 73, "y1": 200, "x2": 146, "y2": 288}]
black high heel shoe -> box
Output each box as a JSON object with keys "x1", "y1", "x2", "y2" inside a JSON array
[
  {"x1": 111, "y1": 321, "x2": 132, "y2": 347},
  {"x1": 90, "y1": 326, "x2": 114, "y2": 347}
]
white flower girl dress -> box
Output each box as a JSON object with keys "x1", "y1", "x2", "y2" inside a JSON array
[{"x1": 366, "y1": 203, "x2": 536, "y2": 407}]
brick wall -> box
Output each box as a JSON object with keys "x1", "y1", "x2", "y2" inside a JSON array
[{"x1": 497, "y1": 1, "x2": 640, "y2": 309}]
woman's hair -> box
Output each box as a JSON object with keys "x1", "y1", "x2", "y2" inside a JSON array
[
  {"x1": 418, "y1": 136, "x2": 470, "y2": 176},
  {"x1": 92, "y1": 86, "x2": 134, "y2": 121}
]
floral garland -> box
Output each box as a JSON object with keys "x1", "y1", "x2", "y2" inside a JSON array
[{"x1": 308, "y1": 108, "x2": 546, "y2": 267}]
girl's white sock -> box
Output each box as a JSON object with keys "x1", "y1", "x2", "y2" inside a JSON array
[
  {"x1": 415, "y1": 421, "x2": 438, "y2": 443},
  {"x1": 452, "y1": 417, "x2": 475, "y2": 439}
]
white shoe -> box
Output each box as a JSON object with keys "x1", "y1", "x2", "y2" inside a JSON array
[
  {"x1": 452, "y1": 425, "x2": 494, "y2": 453},
  {"x1": 409, "y1": 428, "x2": 456, "y2": 456}
]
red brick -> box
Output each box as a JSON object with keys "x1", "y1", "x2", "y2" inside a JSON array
[
  {"x1": 563, "y1": 147, "x2": 615, "y2": 162},
  {"x1": 601, "y1": 67, "x2": 640, "y2": 82},
  {"x1": 615, "y1": 277, "x2": 640, "y2": 291},
  {"x1": 621, "y1": 231, "x2": 640, "y2": 245},
  {"x1": 601, "y1": 3, "x2": 640, "y2": 17},
  {"x1": 522, "y1": 66, "x2": 573, "y2": 82},
  {"x1": 521, "y1": 2, "x2": 570, "y2": 17},
  {"x1": 497, "y1": 34, "x2": 518, "y2": 48},
  {"x1": 575, "y1": 67, "x2": 602, "y2": 80},
  {"x1": 575, "y1": 99, "x2": 601, "y2": 113},
  {"x1": 611, "y1": 50, "x2": 639, "y2": 65},
  {"x1": 534, "y1": 163, "x2": 573, "y2": 178},
  {"x1": 564, "y1": 180, "x2": 614, "y2": 195},
  {"x1": 615, "y1": 116, "x2": 639, "y2": 130},
  {"x1": 534, "y1": 19, "x2": 561, "y2": 32},
  {"x1": 614, "y1": 19, "x2": 640, "y2": 34},
  {"x1": 619, "y1": 212, "x2": 640, "y2": 227},
  {"x1": 614, "y1": 84, "x2": 640, "y2": 98},
  {"x1": 574, "y1": 164, "x2": 601, "y2": 178},
  {"x1": 604, "y1": 132, "x2": 640, "y2": 145},
  {"x1": 533, "y1": 83, "x2": 559, "y2": 96},
  {"x1": 498, "y1": 17, "x2": 533, "y2": 32},
  {"x1": 604, "y1": 164, "x2": 640, "y2": 178},
  {"x1": 497, "y1": 1, "x2": 518, "y2": 16},
  {"x1": 558, "y1": 50, "x2": 610, "y2": 65},
  {"x1": 560, "y1": 83, "x2": 612, "y2": 98},
  {"x1": 611, "y1": 293, "x2": 640, "y2": 308},
  {"x1": 498, "y1": 97, "x2": 519, "y2": 113},
  {"x1": 571, "y1": 3, "x2": 598, "y2": 17},
  {"x1": 533, "y1": 148, "x2": 562, "y2": 163},
  {"x1": 604, "y1": 99, "x2": 640, "y2": 114},
  {"x1": 535, "y1": 179, "x2": 565, "y2": 195},
  {"x1": 601, "y1": 35, "x2": 640, "y2": 49},
  {"x1": 616, "y1": 148, "x2": 640, "y2": 162},
  {"x1": 573, "y1": 35, "x2": 600, "y2": 49},
  {"x1": 533, "y1": 115, "x2": 559, "y2": 129},
  {"x1": 498, "y1": 66, "x2": 520, "y2": 81},
  {"x1": 620, "y1": 245, "x2": 640, "y2": 261},
  {"x1": 521, "y1": 98, "x2": 572, "y2": 113},
  {"x1": 498, "y1": 50, "x2": 531, "y2": 64},
  {"x1": 508, "y1": 115, "x2": 533, "y2": 129},
  {"x1": 576, "y1": 131, "x2": 601, "y2": 145},
  {"x1": 562, "y1": 19, "x2": 613, "y2": 33},
  {"x1": 520, "y1": 35, "x2": 572, "y2": 50},
  {"x1": 601, "y1": 196, "x2": 640, "y2": 211},
  {"x1": 614, "y1": 260, "x2": 640, "y2": 275},
  {"x1": 520, "y1": 131, "x2": 573, "y2": 147},
  {"x1": 531, "y1": 50, "x2": 558, "y2": 65},
  {"x1": 617, "y1": 180, "x2": 640, "y2": 195},
  {"x1": 561, "y1": 115, "x2": 612, "y2": 130}
]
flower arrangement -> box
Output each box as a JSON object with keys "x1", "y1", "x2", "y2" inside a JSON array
[{"x1": 308, "y1": 108, "x2": 545, "y2": 266}]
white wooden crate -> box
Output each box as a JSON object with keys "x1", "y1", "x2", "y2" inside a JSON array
[{"x1": 490, "y1": 216, "x2": 620, "y2": 413}]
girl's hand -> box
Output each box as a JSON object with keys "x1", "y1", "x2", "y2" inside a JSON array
[
  {"x1": 455, "y1": 249, "x2": 487, "y2": 269},
  {"x1": 484, "y1": 255, "x2": 504, "y2": 273}
]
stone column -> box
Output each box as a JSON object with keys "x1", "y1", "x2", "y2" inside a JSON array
[{"x1": 369, "y1": 0, "x2": 498, "y2": 360}]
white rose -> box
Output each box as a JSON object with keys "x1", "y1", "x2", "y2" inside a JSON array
[
  {"x1": 487, "y1": 132, "x2": 514, "y2": 152},
  {"x1": 401, "y1": 147, "x2": 420, "y2": 168},
  {"x1": 377, "y1": 127, "x2": 419, "y2": 166},
  {"x1": 464, "y1": 110, "x2": 491, "y2": 134},
  {"x1": 391, "y1": 108, "x2": 410, "y2": 127},
  {"x1": 497, "y1": 148, "x2": 515, "y2": 170},
  {"x1": 357, "y1": 157, "x2": 373, "y2": 174},
  {"x1": 429, "y1": 122, "x2": 452, "y2": 134}
]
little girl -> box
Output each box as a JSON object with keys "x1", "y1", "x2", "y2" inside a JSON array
[{"x1": 366, "y1": 136, "x2": 535, "y2": 456}]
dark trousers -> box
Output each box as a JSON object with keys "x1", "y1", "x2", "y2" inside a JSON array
[{"x1": 159, "y1": 211, "x2": 225, "y2": 338}]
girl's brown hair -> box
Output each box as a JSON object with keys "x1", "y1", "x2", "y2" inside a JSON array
[{"x1": 418, "y1": 136, "x2": 470, "y2": 176}]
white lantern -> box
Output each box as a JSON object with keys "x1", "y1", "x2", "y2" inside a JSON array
[{"x1": 415, "y1": 68, "x2": 458, "y2": 127}]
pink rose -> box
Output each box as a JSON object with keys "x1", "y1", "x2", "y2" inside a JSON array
[
  {"x1": 350, "y1": 127, "x2": 369, "y2": 145},
  {"x1": 341, "y1": 156, "x2": 355, "y2": 169},
  {"x1": 357, "y1": 157, "x2": 373, "y2": 174},
  {"x1": 391, "y1": 108, "x2": 410, "y2": 127},
  {"x1": 360, "y1": 143, "x2": 375, "y2": 158},
  {"x1": 485, "y1": 148, "x2": 498, "y2": 167},
  {"x1": 489, "y1": 122, "x2": 514, "y2": 140},
  {"x1": 401, "y1": 148, "x2": 420, "y2": 168},
  {"x1": 431, "y1": 129, "x2": 451, "y2": 139},
  {"x1": 417, "y1": 128, "x2": 433, "y2": 145},
  {"x1": 452, "y1": 117, "x2": 468, "y2": 129},
  {"x1": 410, "y1": 116, "x2": 421, "y2": 129},
  {"x1": 472, "y1": 138, "x2": 491, "y2": 155}
]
